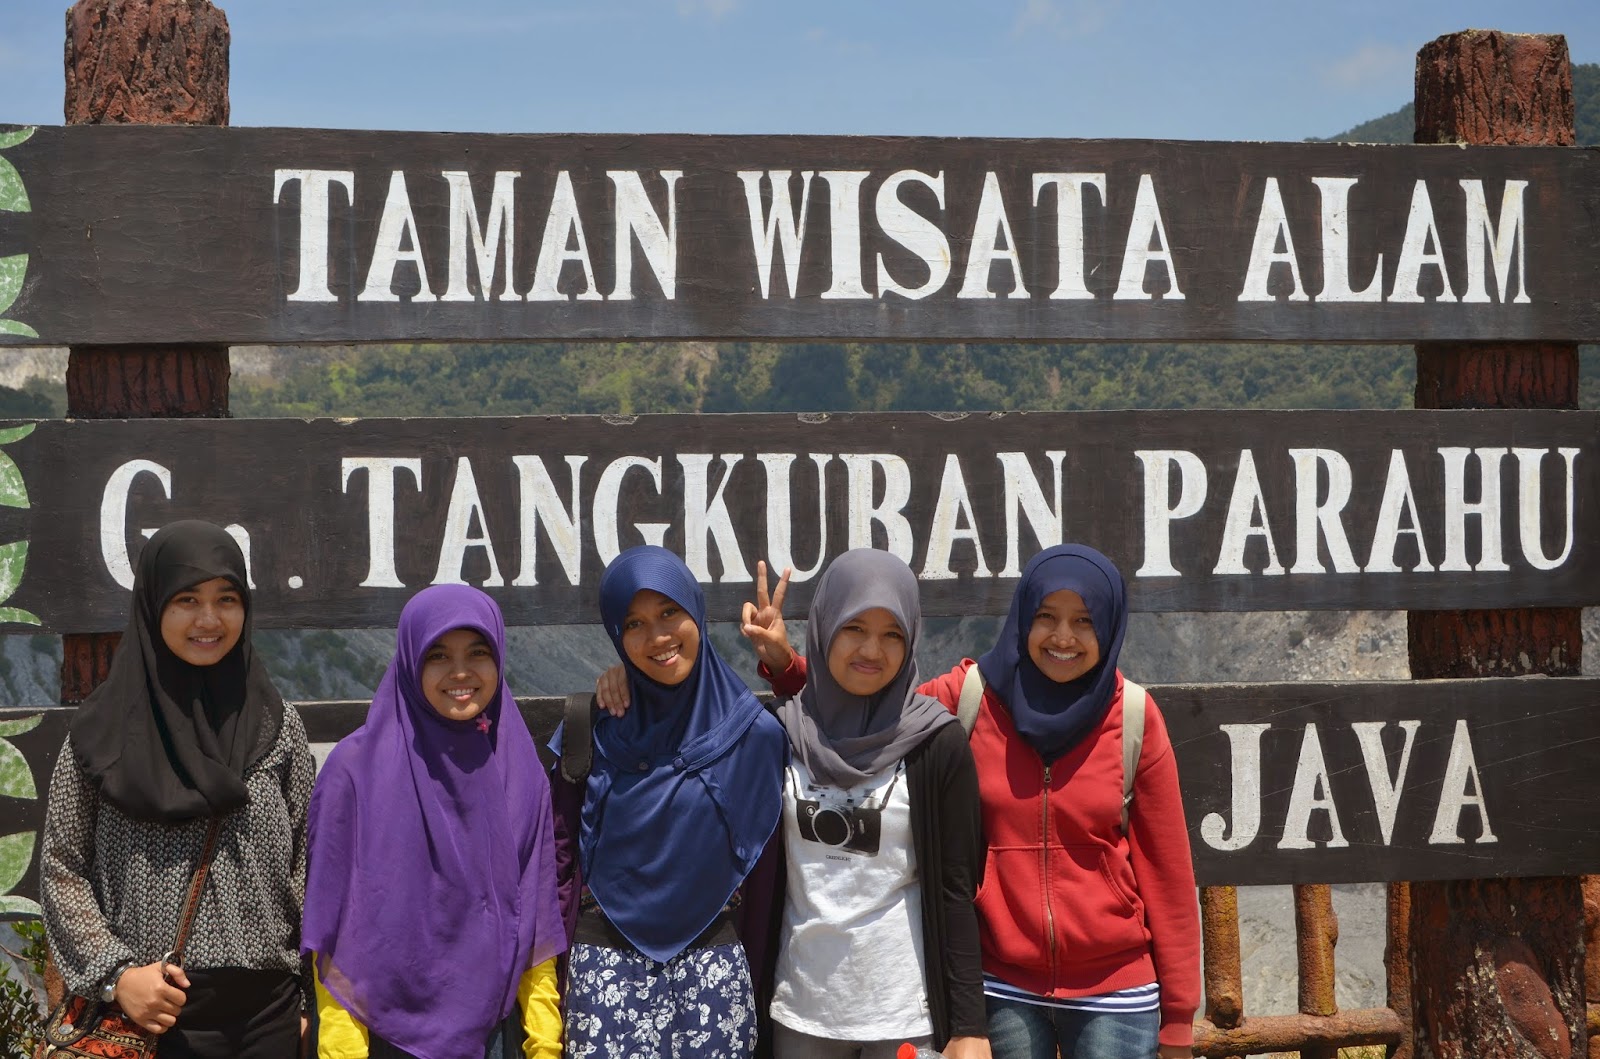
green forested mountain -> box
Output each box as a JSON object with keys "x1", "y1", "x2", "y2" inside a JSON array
[{"x1": 231, "y1": 342, "x2": 1421, "y2": 418}]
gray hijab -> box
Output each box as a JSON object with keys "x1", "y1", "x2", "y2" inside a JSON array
[{"x1": 778, "y1": 549, "x2": 956, "y2": 789}]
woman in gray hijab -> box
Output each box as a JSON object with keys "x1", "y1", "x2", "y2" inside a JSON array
[{"x1": 764, "y1": 548, "x2": 988, "y2": 1059}]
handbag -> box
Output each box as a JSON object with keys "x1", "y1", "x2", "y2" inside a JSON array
[{"x1": 36, "y1": 818, "x2": 224, "y2": 1059}]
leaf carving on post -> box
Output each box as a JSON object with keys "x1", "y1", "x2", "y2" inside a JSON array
[
  {"x1": 0, "y1": 128, "x2": 36, "y2": 337},
  {"x1": 0, "y1": 713, "x2": 41, "y2": 917}
]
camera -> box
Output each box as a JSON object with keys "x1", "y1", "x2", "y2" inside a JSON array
[{"x1": 795, "y1": 798, "x2": 881, "y2": 855}]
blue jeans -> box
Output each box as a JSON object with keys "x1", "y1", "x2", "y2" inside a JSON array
[{"x1": 986, "y1": 995, "x2": 1160, "y2": 1059}]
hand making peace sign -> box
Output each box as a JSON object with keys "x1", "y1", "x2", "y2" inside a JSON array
[{"x1": 739, "y1": 560, "x2": 795, "y2": 672}]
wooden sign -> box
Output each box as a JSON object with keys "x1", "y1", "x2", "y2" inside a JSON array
[
  {"x1": 1, "y1": 676, "x2": 1595, "y2": 912},
  {"x1": 1, "y1": 125, "x2": 1597, "y2": 345},
  {"x1": 0, "y1": 409, "x2": 1592, "y2": 631}
]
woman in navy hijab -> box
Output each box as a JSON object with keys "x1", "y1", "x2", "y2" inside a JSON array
[{"x1": 552, "y1": 545, "x2": 787, "y2": 1059}]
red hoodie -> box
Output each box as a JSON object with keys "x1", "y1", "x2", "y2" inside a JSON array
[{"x1": 768, "y1": 656, "x2": 1200, "y2": 1049}]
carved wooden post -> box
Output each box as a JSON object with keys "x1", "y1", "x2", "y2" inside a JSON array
[
  {"x1": 59, "y1": 0, "x2": 232, "y2": 705},
  {"x1": 1408, "y1": 29, "x2": 1584, "y2": 1059}
]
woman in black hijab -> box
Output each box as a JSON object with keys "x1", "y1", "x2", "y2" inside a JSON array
[{"x1": 41, "y1": 520, "x2": 314, "y2": 1058}]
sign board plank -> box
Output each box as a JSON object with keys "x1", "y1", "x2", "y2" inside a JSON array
[
  {"x1": 0, "y1": 409, "x2": 1593, "y2": 632},
  {"x1": 1, "y1": 676, "x2": 1595, "y2": 913},
  {"x1": 1, "y1": 126, "x2": 1597, "y2": 345}
]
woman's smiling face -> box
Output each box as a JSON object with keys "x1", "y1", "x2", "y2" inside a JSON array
[
  {"x1": 159, "y1": 577, "x2": 245, "y2": 666},
  {"x1": 420, "y1": 627, "x2": 499, "y2": 721},
  {"x1": 621, "y1": 589, "x2": 700, "y2": 686},
  {"x1": 1026, "y1": 588, "x2": 1101, "y2": 683}
]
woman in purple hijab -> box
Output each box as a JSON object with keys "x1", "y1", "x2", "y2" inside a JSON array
[{"x1": 303, "y1": 584, "x2": 565, "y2": 1059}]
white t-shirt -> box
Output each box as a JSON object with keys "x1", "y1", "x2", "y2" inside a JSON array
[{"x1": 769, "y1": 756, "x2": 933, "y2": 1040}]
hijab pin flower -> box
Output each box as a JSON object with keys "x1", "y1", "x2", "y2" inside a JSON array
[{"x1": 476, "y1": 716, "x2": 492, "y2": 734}]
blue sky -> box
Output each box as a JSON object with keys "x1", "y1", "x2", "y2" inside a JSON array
[{"x1": 2, "y1": 1, "x2": 1597, "y2": 141}]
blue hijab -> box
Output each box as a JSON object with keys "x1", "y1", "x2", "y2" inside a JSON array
[
  {"x1": 978, "y1": 544, "x2": 1129, "y2": 763},
  {"x1": 579, "y1": 546, "x2": 787, "y2": 961}
]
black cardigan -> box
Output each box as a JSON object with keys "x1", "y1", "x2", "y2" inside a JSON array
[{"x1": 765, "y1": 720, "x2": 988, "y2": 1049}]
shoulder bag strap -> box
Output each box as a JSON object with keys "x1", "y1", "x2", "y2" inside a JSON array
[
  {"x1": 162, "y1": 816, "x2": 223, "y2": 974},
  {"x1": 957, "y1": 664, "x2": 985, "y2": 736},
  {"x1": 1120, "y1": 680, "x2": 1148, "y2": 835},
  {"x1": 560, "y1": 692, "x2": 597, "y2": 784}
]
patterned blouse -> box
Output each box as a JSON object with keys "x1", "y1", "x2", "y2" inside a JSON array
[{"x1": 40, "y1": 707, "x2": 315, "y2": 1004}]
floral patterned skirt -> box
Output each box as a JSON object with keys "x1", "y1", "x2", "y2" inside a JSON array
[{"x1": 563, "y1": 940, "x2": 757, "y2": 1059}]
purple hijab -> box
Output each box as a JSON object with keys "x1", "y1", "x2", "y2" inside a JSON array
[{"x1": 303, "y1": 585, "x2": 564, "y2": 1059}]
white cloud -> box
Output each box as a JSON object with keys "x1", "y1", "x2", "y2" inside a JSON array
[
  {"x1": 1013, "y1": 0, "x2": 1120, "y2": 40},
  {"x1": 677, "y1": 0, "x2": 738, "y2": 20},
  {"x1": 1322, "y1": 42, "x2": 1413, "y2": 91}
]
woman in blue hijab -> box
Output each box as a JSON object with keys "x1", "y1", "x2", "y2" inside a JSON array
[{"x1": 552, "y1": 545, "x2": 788, "y2": 1059}]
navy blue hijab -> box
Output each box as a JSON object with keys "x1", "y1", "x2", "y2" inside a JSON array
[
  {"x1": 580, "y1": 546, "x2": 787, "y2": 961},
  {"x1": 978, "y1": 544, "x2": 1129, "y2": 763}
]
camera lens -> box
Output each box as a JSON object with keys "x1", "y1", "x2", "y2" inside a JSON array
[{"x1": 810, "y1": 806, "x2": 853, "y2": 847}]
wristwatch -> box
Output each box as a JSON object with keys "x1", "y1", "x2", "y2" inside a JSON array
[{"x1": 101, "y1": 960, "x2": 135, "y2": 1004}]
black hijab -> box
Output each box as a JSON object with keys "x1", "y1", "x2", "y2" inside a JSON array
[{"x1": 71, "y1": 520, "x2": 285, "y2": 822}]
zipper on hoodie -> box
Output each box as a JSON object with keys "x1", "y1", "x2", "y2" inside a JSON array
[{"x1": 1041, "y1": 762, "x2": 1057, "y2": 985}]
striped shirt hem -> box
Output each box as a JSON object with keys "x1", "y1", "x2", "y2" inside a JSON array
[{"x1": 983, "y1": 976, "x2": 1160, "y2": 1013}]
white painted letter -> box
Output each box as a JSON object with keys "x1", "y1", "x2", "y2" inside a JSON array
[
  {"x1": 274, "y1": 169, "x2": 354, "y2": 303},
  {"x1": 922, "y1": 454, "x2": 991, "y2": 579},
  {"x1": 1312, "y1": 176, "x2": 1383, "y2": 302},
  {"x1": 820, "y1": 172, "x2": 871, "y2": 299},
  {"x1": 958, "y1": 172, "x2": 1027, "y2": 299},
  {"x1": 1389, "y1": 181, "x2": 1456, "y2": 303},
  {"x1": 1289, "y1": 448, "x2": 1358, "y2": 573},
  {"x1": 1135, "y1": 450, "x2": 1207, "y2": 577},
  {"x1": 1429, "y1": 719, "x2": 1497, "y2": 844},
  {"x1": 442, "y1": 170, "x2": 520, "y2": 301},
  {"x1": 593, "y1": 456, "x2": 664, "y2": 565},
  {"x1": 1200, "y1": 723, "x2": 1270, "y2": 852},
  {"x1": 997, "y1": 451, "x2": 1066, "y2": 578},
  {"x1": 100, "y1": 460, "x2": 173, "y2": 589},
  {"x1": 609, "y1": 170, "x2": 681, "y2": 299},
  {"x1": 433, "y1": 457, "x2": 504, "y2": 586},
  {"x1": 1278, "y1": 724, "x2": 1350, "y2": 849},
  {"x1": 358, "y1": 171, "x2": 437, "y2": 303},
  {"x1": 679, "y1": 453, "x2": 749, "y2": 582},
  {"x1": 1439, "y1": 447, "x2": 1509, "y2": 572},
  {"x1": 1365, "y1": 450, "x2": 1435, "y2": 573},
  {"x1": 1114, "y1": 174, "x2": 1184, "y2": 300},
  {"x1": 876, "y1": 170, "x2": 950, "y2": 300},
  {"x1": 1213, "y1": 451, "x2": 1284, "y2": 575},
  {"x1": 342, "y1": 457, "x2": 422, "y2": 589},
  {"x1": 1352, "y1": 720, "x2": 1420, "y2": 845},
  {"x1": 529, "y1": 172, "x2": 602, "y2": 301},
  {"x1": 1514, "y1": 447, "x2": 1578, "y2": 570},
  {"x1": 1033, "y1": 173, "x2": 1105, "y2": 299},
  {"x1": 841, "y1": 453, "x2": 914, "y2": 562},
  {"x1": 759, "y1": 453, "x2": 833, "y2": 581},
  {"x1": 511, "y1": 455, "x2": 586, "y2": 587},
  {"x1": 1460, "y1": 179, "x2": 1530, "y2": 304},
  {"x1": 1238, "y1": 177, "x2": 1309, "y2": 302},
  {"x1": 739, "y1": 170, "x2": 813, "y2": 299}
]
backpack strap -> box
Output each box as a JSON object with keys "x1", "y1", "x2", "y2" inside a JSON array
[
  {"x1": 559, "y1": 693, "x2": 597, "y2": 784},
  {"x1": 957, "y1": 664, "x2": 985, "y2": 735},
  {"x1": 1121, "y1": 680, "x2": 1148, "y2": 835}
]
